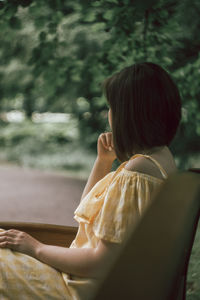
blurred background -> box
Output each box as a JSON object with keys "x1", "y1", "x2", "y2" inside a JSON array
[
  {"x1": 0, "y1": 1, "x2": 200, "y2": 298},
  {"x1": 0, "y1": 0, "x2": 199, "y2": 178}
]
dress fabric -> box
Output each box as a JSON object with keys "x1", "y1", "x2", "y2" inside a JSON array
[{"x1": 0, "y1": 154, "x2": 167, "y2": 300}]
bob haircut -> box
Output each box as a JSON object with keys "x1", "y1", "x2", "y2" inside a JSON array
[{"x1": 103, "y1": 62, "x2": 182, "y2": 162}]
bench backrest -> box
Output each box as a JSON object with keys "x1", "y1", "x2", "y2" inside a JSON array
[{"x1": 92, "y1": 172, "x2": 200, "y2": 300}]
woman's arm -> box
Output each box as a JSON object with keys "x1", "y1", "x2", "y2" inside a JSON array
[
  {"x1": 81, "y1": 157, "x2": 113, "y2": 201},
  {"x1": 36, "y1": 239, "x2": 119, "y2": 278},
  {"x1": 81, "y1": 132, "x2": 116, "y2": 200},
  {"x1": 0, "y1": 229, "x2": 119, "y2": 278}
]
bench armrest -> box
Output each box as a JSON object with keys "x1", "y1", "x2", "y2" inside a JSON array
[{"x1": 0, "y1": 222, "x2": 78, "y2": 247}]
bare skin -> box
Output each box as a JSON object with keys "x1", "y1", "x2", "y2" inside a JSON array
[
  {"x1": 81, "y1": 131, "x2": 116, "y2": 200},
  {"x1": 125, "y1": 146, "x2": 177, "y2": 179}
]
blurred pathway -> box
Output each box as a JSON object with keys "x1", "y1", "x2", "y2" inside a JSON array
[{"x1": 0, "y1": 164, "x2": 86, "y2": 226}]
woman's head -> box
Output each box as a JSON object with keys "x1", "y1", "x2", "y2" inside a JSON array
[{"x1": 103, "y1": 62, "x2": 182, "y2": 162}]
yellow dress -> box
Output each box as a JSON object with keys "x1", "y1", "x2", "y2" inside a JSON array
[{"x1": 0, "y1": 154, "x2": 168, "y2": 300}]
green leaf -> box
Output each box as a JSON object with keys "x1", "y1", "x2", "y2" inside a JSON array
[
  {"x1": 106, "y1": 0, "x2": 118, "y2": 3},
  {"x1": 39, "y1": 31, "x2": 47, "y2": 42},
  {"x1": 83, "y1": 10, "x2": 96, "y2": 22},
  {"x1": 19, "y1": 0, "x2": 33, "y2": 8},
  {"x1": 103, "y1": 10, "x2": 114, "y2": 21},
  {"x1": 9, "y1": 16, "x2": 22, "y2": 29},
  {"x1": 5, "y1": 4, "x2": 18, "y2": 18}
]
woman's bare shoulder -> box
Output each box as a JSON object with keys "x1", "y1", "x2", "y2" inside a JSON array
[{"x1": 124, "y1": 147, "x2": 177, "y2": 179}]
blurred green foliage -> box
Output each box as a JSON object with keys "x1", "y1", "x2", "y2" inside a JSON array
[
  {"x1": 0, "y1": 120, "x2": 96, "y2": 178},
  {"x1": 0, "y1": 0, "x2": 200, "y2": 168}
]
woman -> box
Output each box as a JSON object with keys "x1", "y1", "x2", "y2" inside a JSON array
[{"x1": 0, "y1": 62, "x2": 181, "y2": 299}]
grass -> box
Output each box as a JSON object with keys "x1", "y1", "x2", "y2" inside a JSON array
[{"x1": 187, "y1": 223, "x2": 200, "y2": 300}]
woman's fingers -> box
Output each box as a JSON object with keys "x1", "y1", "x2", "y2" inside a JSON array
[
  {"x1": 99, "y1": 133, "x2": 107, "y2": 149},
  {"x1": 100, "y1": 132, "x2": 114, "y2": 150},
  {"x1": 0, "y1": 235, "x2": 15, "y2": 249},
  {"x1": 0, "y1": 229, "x2": 26, "y2": 251},
  {"x1": 97, "y1": 132, "x2": 116, "y2": 161},
  {"x1": 105, "y1": 133, "x2": 110, "y2": 150},
  {"x1": 0, "y1": 230, "x2": 18, "y2": 242},
  {"x1": 0, "y1": 230, "x2": 21, "y2": 247},
  {"x1": 0, "y1": 229, "x2": 18, "y2": 237},
  {"x1": 0, "y1": 236, "x2": 13, "y2": 242},
  {"x1": 0, "y1": 229, "x2": 41, "y2": 256},
  {"x1": 106, "y1": 132, "x2": 114, "y2": 149}
]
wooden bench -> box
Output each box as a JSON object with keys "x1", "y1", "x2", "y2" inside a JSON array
[{"x1": 0, "y1": 170, "x2": 199, "y2": 300}]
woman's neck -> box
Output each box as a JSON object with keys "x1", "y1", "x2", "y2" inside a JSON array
[{"x1": 136, "y1": 146, "x2": 167, "y2": 156}]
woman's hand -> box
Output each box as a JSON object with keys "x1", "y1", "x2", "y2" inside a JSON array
[
  {"x1": 97, "y1": 132, "x2": 116, "y2": 162},
  {"x1": 0, "y1": 229, "x2": 42, "y2": 258}
]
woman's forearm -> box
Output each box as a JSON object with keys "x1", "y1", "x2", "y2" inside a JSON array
[
  {"x1": 81, "y1": 157, "x2": 113, "y2": 200},
  {"x1": 81, "y1": 132, "x2": 116, "y2": 201},
  {"x1": 35, "y1": 244, "x2": 99, "y2": 278},
  {"x1": 34, "y1": 238, "x2": 119, "y2": 278},
  {"x1": 0, "y1": 230, "x2": 113, "y2": 278}
]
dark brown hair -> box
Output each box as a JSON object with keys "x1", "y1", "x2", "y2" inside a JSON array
[{"x1": 103, "y1": 62, "x2": 182, "y2": 162}]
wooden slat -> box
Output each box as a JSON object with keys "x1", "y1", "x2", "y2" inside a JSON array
[{"x1": 0, "y1": 222, "x2": 78, "y2": 247}]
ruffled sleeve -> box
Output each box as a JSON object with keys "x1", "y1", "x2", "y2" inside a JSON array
[
  {"x1": 74, "y1": 172, "x2": 114, "y2": 224},
  {"x1": 74, "y1": 169, "x2": 163, "y2": 244},
  {"x1": 92, "y1": 171, "x2": 154, "y2": 243}
]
